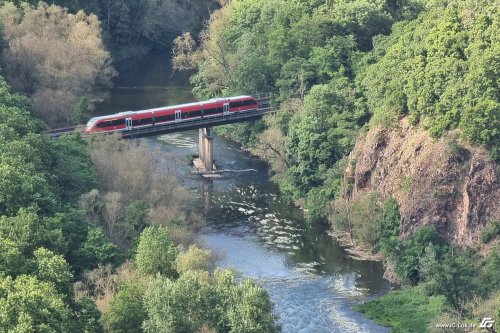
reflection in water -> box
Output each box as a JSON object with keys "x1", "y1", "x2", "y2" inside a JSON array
[
  {"x1": 147, "y1": 131, "x2": 390, "y2": 333},
  {"x1": 157, "y1": 133, "x2": 198, "y2": 149},
  {"x1": 93, "y1": 55, "x2": 194, "y2": 116}
]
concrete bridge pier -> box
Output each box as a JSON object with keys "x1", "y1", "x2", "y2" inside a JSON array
[{"x1": 195, "y1": 127, "x2": 215, "y2": 172}]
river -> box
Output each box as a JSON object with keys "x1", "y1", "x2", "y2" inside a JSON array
[{"x1": 94, "y1": 55, "x2": 391, "y2": 333}]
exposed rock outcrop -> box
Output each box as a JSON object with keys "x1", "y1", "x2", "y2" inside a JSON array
[{"x1": 347, "y1": 118, "x2": 500, "y2": 246}]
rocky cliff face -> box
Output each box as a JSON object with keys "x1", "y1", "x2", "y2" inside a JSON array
[{"x1": 347, "y1": 118, "x2": 500, "y2": 246}]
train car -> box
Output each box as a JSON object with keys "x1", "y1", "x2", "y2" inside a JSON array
[{"x1": 85, "y1": 95, "x2": 258, "y2": 134}]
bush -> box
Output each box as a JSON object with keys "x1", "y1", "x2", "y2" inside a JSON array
[
  {"x1": 480, "y1": 219, "x2": 500, "y2": 244},
  {"x1": 375, "y1": 197, "x2": 401, "y2": 254},
  {"x1": 175, "y1": 245, "x2": 213, "y2": 274},
  {"x1": 393, "y1": 226, "x2": 447, "y2": 284},
  {"x1": 330, "y1": 193, "x2": 400, "y2": 250},
  {"x1": 424, "y1": 251, "x2": 478, "y2": 314}
]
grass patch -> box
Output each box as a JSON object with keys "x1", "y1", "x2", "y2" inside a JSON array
[
  {"x1": 355, "y1": 285, "x2": 446, "y2": 333},
  {"x1": 399, "y1": 174, "x2": 413, "y2": 195}
]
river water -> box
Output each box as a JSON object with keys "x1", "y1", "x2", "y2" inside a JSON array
[{"x1": 94, "y1": 55, "x2": 390, "y2": 333}]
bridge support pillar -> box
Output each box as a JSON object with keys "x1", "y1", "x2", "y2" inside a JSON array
[{"x1": 196, "y1": 127, "x2": 214, "y2": 172}]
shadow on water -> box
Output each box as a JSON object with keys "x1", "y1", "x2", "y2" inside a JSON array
[{"x1": 99, "y1": 54, "x2": 390, "y2": 333}]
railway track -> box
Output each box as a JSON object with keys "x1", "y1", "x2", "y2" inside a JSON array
[{"x1": 45, "y1": 126, "x2": 79, "y2": 137}]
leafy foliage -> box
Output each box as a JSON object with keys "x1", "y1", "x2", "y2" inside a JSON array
[
  {"x1": 103, "y1": 282, "x2": 147, "y2": 333},
  {"x1": 0, "y1": 2, "x2": 116, "y2": 126},
  {"x1": 422, "y1": 251, "x2": 478, "y2": 314},
  {"x1": 329, "y1": 194, "x2": 401, "y2": 249},
  {"x1": 143, "y1": 269, "x2": 280, "y2": 333},
  {"x1": 480, "y1": 219, "x2": 500, "y2": 244},
  {"x1": 51, "y1": 134, "x2": 97, "y2": 204},
  {"x1": 0, "y1": 275, "x2": 73, "y2": 332},
  {"x1": 0, "y1": 73, "x2": 104, "y2": 328},
  {"x1": 392, "y1": 226, "x2": 448, "y2": 284},
  {"x1": 135, "y1": 226, "x2": 177, "y2": 278},
  {"x1": 175, "y1": 245, "x2": 213, "y2": 274},
  {"x1": 363, "y1": 1, "x2": 500, "y2": 159}
]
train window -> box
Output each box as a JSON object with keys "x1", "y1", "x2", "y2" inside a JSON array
[
  {"x1": 229, "y1": 101, "x2": 243, "y2": 108},
  {"x1": 111, "y1": 119, "x2": 125, "y2": 126},
  {"x1": 190, "y1": 110, "x2": 201, "y2": 117},
  {"x1": 96, "y1": 120, "x2": 112, "y2": 128},
  {"x1": 156, "y1": 114, "x2": 175, "y2": 122},
  {"x1": 216, "y1": 106, "x2": 223, "y2": 113},
  {"x1": 205, "y1": 108, "x2": 217, "y2": 115},
  {"x1": 132, "y1": 118, "x2": 153, "y2": 126},
  {"x1": 243, "y1": 99, "x2": 257, "y2": 106}
]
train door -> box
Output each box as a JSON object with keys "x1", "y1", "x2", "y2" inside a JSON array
[
  {"x1": 175, "y1": 110, "x2": 182, "y2": 122},
  {"x1": 223, "y1": 103, "x2": 230, "y2": 115},
  {"x1": 125, "y1": 118, "x2": 132, "y2": 130}
]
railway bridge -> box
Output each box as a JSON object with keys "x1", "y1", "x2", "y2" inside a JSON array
[{"x1": 46, "y1": 94, "x2": 275, "y2": 174}]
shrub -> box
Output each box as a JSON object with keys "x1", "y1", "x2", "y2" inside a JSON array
[
  {"x1": 175, "y1": 245, "x2": 213, "y2": 274},
  {"x1": 393, "y1": 226, "x2": 447, "y2": 284},
  {"x1": 480, "y1": 219, "x2": 500, "y2": 244}
]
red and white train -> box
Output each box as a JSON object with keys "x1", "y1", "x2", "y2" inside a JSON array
[{"x1": 85, "y1": 95, "x2": 258, "y2": 134}]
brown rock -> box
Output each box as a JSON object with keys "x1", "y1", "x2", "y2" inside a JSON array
[{"x1": 348, "y1": 118, "x2": 499, "y2": 246}]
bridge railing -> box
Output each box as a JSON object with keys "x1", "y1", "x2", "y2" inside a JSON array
[
  {"x1": 252, "y1": 92, "x2": 271, "y2": 100},
  {"x1": 121, "y1": 105, "x2": 275, "y2": 138}
]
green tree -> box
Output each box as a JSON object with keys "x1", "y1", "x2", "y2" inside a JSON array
[
  {"x1": 71, "y1": 96, "x2": 91, "y2": 125},
  {"x1": 0, "y1": 210, "x2": 67, "y2": 263},
  {"x1": 285, "y1": 80, "x2": 366, "y2": 197},
  {"x1": 375, "y1": 197, "x2": 401, "y2": 254},
  {"x1": 393, "y1": 226, "x2": 447, "y2": 284},
  {"x1": 0, "y1": 236, "x2": 27, "y2": 276},
  {"x1": 135, "y1": 226, "x2": 177, "y2": 277},
  {"x1": 143, "y1": 269, "x2": 280, "y2": 333},
  {"x1": 227, "y1": 279, "x2": 281, "y2": 333},
  {"x1": 175, "y1": 245, "x2": 212, "y2": 274},
  {"x1": 0, "y1": 137, "x2": 59, "y2": 216},
  {"x1": 142, "y1": 272, "x2": 212, "y2": 333},
  {"x1": 424, "y1": 251, "x2": 477, "y2": 314},
  {"x1": 104, "y1": 282, "x2": 146, "y2": 333},
  {"x1": 363, "y1": 0, "x2": 499, "y2": 159},
  {"x1": 52, "y1": 134, "x2": 97, "y2": 204},
  {"x1": 0, "y1": 275, "x2": 73, "y2": 332},
  {"x1": 34, "y1": 247, "x2": 73, "y2": 296},
  {"x1": 74, "y1": 297, "x2": 104, "y2": 333},
  {"x1": 79, "y1": 224, "x2": 118, "y2": 268}
]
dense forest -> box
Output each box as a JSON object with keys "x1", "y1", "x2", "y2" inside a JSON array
[
  {"x1": 173, "y1": 0, "x2": 500, "y2": 331},
  {"x1": 0, "y1": 0, "x2": 499, "y2": 332},
  {"x1": 0, "y1": 0, "x2": 218, "y2": 127},
  {"x1": 0, "y1": 73, "x2": 280, "y2": 332},
  {"x1": 0, "y1": 1, "x2": 280, "y2": 332}
]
